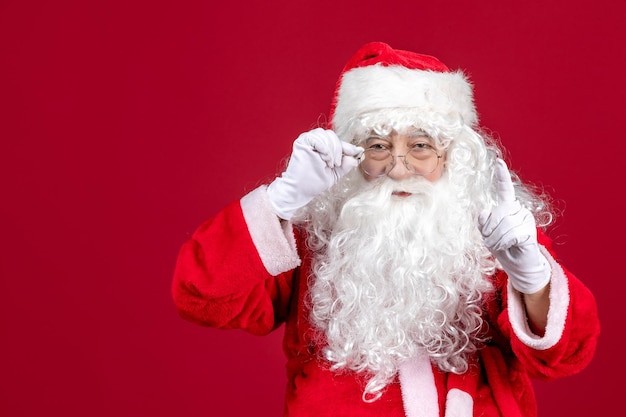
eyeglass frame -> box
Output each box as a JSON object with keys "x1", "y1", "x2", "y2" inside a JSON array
[{"x1": 356, "y1": 136, "x2": 445, "y2": 177}]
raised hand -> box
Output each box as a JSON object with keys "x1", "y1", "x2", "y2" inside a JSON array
[
  {"x1": 267, "y1": 128, "x2": 363, "y2": 220},
  {"x1": 478, "y1": 159, "x2": 550, "y2": 294}
]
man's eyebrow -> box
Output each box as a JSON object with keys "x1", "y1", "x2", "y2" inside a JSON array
[
  {"x1": 364, "y1": 135, "x2": 391, "y2": 143},
  {"x1": 406, "y1": 129, "x2": 431, "y2": 138}
]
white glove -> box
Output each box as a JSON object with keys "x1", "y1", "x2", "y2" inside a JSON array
[
  {"x1": 267, "y1": 128, "x2": 363, "y2": 220},
  {"x1": 478, "y1": 159, "x2": 550, "y2": 294}
]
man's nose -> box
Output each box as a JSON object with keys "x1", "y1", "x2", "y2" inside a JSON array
[{"x1": 386, "y1": 155, "x2": 413, "y2": 180}]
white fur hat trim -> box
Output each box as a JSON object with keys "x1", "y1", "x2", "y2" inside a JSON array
[{"x1": 332, "y1": 64, "x2": 477, "y2": 142}]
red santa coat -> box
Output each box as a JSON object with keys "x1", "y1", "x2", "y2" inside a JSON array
[{"x1": 172, "y1": 186, "x2": 600, "y2": 417}]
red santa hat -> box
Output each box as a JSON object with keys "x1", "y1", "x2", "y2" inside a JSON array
[{"x1": 329, "y1": 42, "x2": 478, "y2": 143}]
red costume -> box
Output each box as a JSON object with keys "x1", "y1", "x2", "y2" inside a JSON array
[{"x1": 172, "y1": 186, "x2": 600, "y2": 417}]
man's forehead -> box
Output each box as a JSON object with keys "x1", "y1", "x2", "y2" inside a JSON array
[
  {"x1": 365, "y1": 124, "x2": 432, "y2": 137},
  {"x1": 402, "y1": 127, "x2": 431, "y2": 137}
]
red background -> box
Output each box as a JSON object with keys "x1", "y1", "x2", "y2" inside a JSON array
[{"x1": 1, "y1": 1, "x2": 622, "y2": 416}]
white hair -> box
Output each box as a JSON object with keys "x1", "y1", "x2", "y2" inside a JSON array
[{"x1": 294, "y1": 125, "x2": 554, "y2": 402}]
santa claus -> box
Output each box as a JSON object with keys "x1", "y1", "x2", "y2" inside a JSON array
[{"x1": 172, "y1": 42, "x2": 599, "y2": 416}]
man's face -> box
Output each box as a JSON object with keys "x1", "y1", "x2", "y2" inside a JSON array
[
  {"x1": 307, "y1": 142, "x2": 494, "y2": 396},
  {"x1": 356, "y1": 127, "x2": 446, "y2": 188}
]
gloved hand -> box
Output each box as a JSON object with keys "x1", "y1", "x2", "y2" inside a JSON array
[
  {"x1": 478, "y1": 159, "x2": 550, "y2": 294},
  {"x1": 267, "y1": 128, "x2": 363, "y2": 220}
]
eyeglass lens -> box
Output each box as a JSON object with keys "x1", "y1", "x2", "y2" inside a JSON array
[{"x1": 360, "y1": 147, "x2": 440, "y2": 177}]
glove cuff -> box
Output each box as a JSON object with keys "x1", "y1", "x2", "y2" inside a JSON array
[
  {"x1": 267, "y1": 177, "x2": 306, "y2": 221},
  {"x1": 508, "y1": 252, "x2": 551, "y2": 294}
]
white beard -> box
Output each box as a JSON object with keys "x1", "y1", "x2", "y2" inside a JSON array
[{"x1": 302, "y1": 170, "x2": 496, "y2": 401}]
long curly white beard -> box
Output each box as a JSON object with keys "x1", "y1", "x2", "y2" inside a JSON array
[{"x1": 303, "y1": 170, "x2": 496, "y2": 401}]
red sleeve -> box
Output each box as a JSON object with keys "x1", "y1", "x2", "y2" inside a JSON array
[
  {"x1": 496, "y1": 230, "x2": 600, "y2": 380},
  {"x1": 171, "y1": 198, "x2": 295, "y2": 336}
]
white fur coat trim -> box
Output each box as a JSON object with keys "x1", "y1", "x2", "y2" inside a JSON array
[
  {"x1": 399, "y1": 355, "x2": 441, "y2": 417},
  {"x1": 240, "y1": 186, "x2": 301, "y2": 276},
  {"x1": 399, "y1": 356, "x2": 474, "y2": 417},
  {"x1": 507, "y1": 245, "x2": 569, "y2": 349}
]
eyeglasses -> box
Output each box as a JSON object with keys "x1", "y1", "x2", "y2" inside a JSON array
[{"x1": 357, "y1": 138, "x2": 443, "y2": 177}]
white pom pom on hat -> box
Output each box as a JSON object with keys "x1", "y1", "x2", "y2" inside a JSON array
[{"x1": 329, "y1": 42, "x2": 478, "y2": 142}]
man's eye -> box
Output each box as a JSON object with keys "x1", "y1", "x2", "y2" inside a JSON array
[
  {"x1": 364, "y1": 136, "x2": 390, "y2": 150},
  {"x1": 411, "y1": 142, "x2": 432, "y2": 150},
  {"x1": 369, "y1": 143, "x2": 388, "y2": 150}
]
